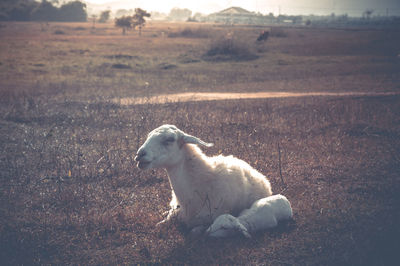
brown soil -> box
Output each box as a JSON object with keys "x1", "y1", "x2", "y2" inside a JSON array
[{"x1": 114, "y1": 91, "x2": 400, "y2": 105}]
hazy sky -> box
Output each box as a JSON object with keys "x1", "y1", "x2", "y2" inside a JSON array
[{"x1": 85, "y1": 0, "x2": 400, "y2": 16}]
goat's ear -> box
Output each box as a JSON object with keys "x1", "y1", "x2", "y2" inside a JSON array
[{"x1": 181, "y1": 133, "x2": 213, "y2": 147}]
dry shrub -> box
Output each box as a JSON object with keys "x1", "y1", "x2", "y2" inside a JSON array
[
  {"x1": 203, "y1": 35, "x2": 258, "y2": 61},
  {"x1": 112, "y1": 63, "x2": 132, "y2": 69},
  {"x1": 168, "y1": 27, "x2": 209, "y2": 38},
  {"x1": 53, "y1": 30, "x2": 65, "y2": 35}
]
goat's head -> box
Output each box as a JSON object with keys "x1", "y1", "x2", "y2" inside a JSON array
[
  {"x1": 135, "y1": 124, "x2": 213, "y2": 170},
  {"x1": 206, "y1": 214, "x2": 251, "y2": 238}
]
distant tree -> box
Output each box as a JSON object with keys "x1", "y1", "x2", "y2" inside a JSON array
[
  {"x1": 168, "y1": 7, "x2": 192, "y2": 21},
  {"x1": 6, "y1": 0, "x2": 38, "y2": 21},
  {"x1": 31, "y1": 0, "x2": 59, "y2": 21},
  {"x1": 58, "y1": 1, "x2": 87, "y2": 22},
  {"x1": 132, "y1": 8, "x2": 150, "y2": 36},
  {"x1": 363, "y1": 9, "x2": 374, "y2": 20},
  {"x1": 0, "y1": 0, "x2": 87, "y2": 22},
  {"x1": 114, "y1": 9, "x2": 150, "y2": 36},
  {"x1": 98, "y1": 10, "x2": 110, "y2": 23},
  {"x1": 115, "y1": 16, "x2": 133, "y2": 35}
]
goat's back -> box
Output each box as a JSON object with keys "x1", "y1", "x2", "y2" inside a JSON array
[
  {"x1": 205, "y1": 154, "x2": 272, "y2": 215},
  {"x1": 179, "y1": 145, "x2": 272, "y2": 226}
]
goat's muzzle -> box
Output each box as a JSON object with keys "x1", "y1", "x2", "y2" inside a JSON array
[
  {"x1": 134, "y1": 150, "x2": 146, "y2": 162},
  {"x1": 135, "y1": 150, "x2": 151, "y2": 169}
]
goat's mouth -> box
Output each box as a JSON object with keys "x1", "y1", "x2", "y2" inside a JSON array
[{"x1": 137, "y1": 160, "x2": 152, "y2": 170}]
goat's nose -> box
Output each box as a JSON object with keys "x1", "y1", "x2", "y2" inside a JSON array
[{"x1": 135, "y1": 150, "x2": 146, "y2": 161}]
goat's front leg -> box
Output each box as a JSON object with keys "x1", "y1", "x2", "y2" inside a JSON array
[{"x1": 156, "y1": 205, "x2": 181, "y2": 226}]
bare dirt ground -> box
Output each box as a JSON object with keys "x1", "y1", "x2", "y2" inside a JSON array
[{"x1": 114, "y1": 91, "x2": 400, "y2": 105}]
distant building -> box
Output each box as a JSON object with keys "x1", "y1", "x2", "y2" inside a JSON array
[
  {"x1": 218, "y1": 6, "x2": 253, "y2": 16},
  {"x1": 208, "y1": 7, "x2": 254, "y2": 24},
  {"x1": 207, "y1": 6, "x2": 274, "y2": 25}
]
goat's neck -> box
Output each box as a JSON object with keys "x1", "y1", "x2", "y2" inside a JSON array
[
  {"x1": 165, "y1": 144, "x2": 208, "y2": 201},
  {"x1": 165, "y1": 159, "x2": 187, "y2": 199}
]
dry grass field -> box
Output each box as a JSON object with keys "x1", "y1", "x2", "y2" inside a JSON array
[{"x1": 0, "y1": 21, "x2": 400, "y2": 265}]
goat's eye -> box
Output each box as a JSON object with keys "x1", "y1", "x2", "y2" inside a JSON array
[{"x1": 162, "y1": 137, "x2": 175, "y2": 145}]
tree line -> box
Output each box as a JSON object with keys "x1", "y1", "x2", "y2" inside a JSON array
[{"x1": 0, "y1": 0, "x2": 87, "y2": 22}]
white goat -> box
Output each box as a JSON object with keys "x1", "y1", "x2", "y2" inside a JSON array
[
  {"x1": 206, "y1": 194, "x2": 293, "y2": 238},
  {"x1": 134, "y1": 124, "x2": 272, "y2": 228}
]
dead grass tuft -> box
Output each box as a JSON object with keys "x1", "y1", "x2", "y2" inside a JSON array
[
  {"x1": 53, "y1": 29, "x2": 66, "y2": 35},
  {"x1": 168, "y1": 27, "x2": 210, "y2": 38},
  {"x1": 111, "y1": 63, "x2": 132, "y2": 69},
  {"x1": 1, "y1": 93, "x2": 399, "y2": 264}
]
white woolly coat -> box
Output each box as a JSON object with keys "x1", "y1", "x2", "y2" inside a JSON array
[{"x1": 166, "y1": 144, "x2": 272, "y2": 227}]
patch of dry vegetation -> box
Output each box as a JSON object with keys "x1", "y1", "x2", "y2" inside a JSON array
[
  {"x1": 167, "y1": 27, "x2": 211, "y2": 38},
  {"x1": 0, "y1": 22, "x2": 399, "y2": 102},
  {"x1": 203, "y1": 34, "x2": 259, "y2": 61},
  {"x1": 1, "y1": 91, "x2": 399, "y2": 264},
  {"x1": 0, "y1": 21, "x2": 400, "y2": 265}
]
